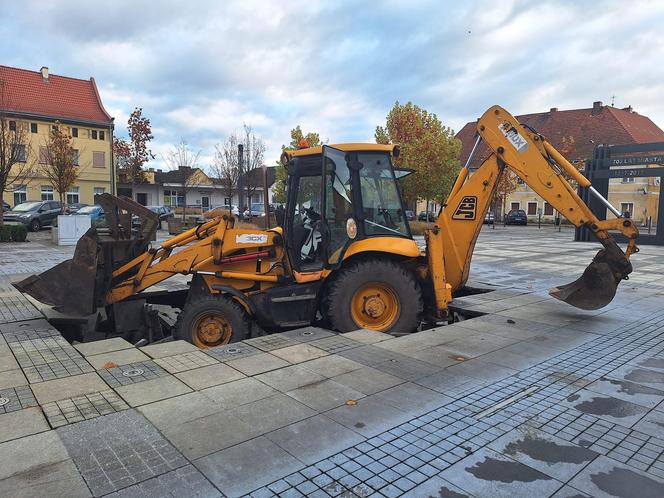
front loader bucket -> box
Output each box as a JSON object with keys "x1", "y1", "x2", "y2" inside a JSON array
[
  {"x1": 549, "y1": 238, "x2": 632, "y2": 311},
  {"x1": 14, "y1": 229, "x2": 101, "y2": 316}
]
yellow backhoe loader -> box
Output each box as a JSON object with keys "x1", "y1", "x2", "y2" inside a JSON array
[{"x1": 16, "y1": 106, "x2": 639, "y2": 347}]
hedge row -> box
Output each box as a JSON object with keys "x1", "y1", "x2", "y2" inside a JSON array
[{"x1": 0, "y1": 224, "x2": 28, "y2": 242}]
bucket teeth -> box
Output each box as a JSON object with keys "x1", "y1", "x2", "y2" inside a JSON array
[{"x1": 549, "y1": 261, "x2": 619, "y2": 310}]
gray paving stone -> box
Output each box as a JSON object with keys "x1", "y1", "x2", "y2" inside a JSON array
[
  {"x1": 105, "y1": 464, "x2": 221, "y2": 498},
  {"x1": 0, "y1": 385, "x2": 37, "y2": 413},
  {"x1": 204, "y1": 342, "x2": 261, "y2": 362},
  {"x1": 0, "y1": 406, "x2": 49, "y2": 443},
  {"x1": 401, "y1": 475, "x2": 472, "y2": 497},
  {"x1": 299, "y1": 355, "x2": 365, "y2": 378},
  {"x1": 0, "y1": 368, "x2": 28, "y2": 389},
  {"x1": 586, "y1": 377, "x2": 664, "y2": 409},
  {"x1": 175, "y1": 361, "x2": 245, "y2": 390},
  {"x1": 549, "y1": 484, "x2": 592, "y2": 497},
  {"x1": 86, "y1": 348, "x2": 151, "y2": 369},
  {"x1": 57, "y1": 409, "x2": 188, "y2": 495},
  {"x1": 271, "y1": 343, "x2": 329, "y2": 363},
  {"x1": 488, "y1": 426, "x2": 598, "y2": 481},
  {"x1": 438, "y1": 447, "x2": 563, "y2": 498},
  {"x1": 226, "y1": 352, "x2": 290, "y2": 376},
  {"x1": 256, "y1": 364, "x2": 326, "y2": 392},
  {"x1": 98, "y1": 360, "x2": 169, "y2": 387},
  {"x1": 568, "y1": 454, "x2": 664, "y2": 498},
  {"x1": 0, "y1": 318, "x2": 52, "y2": 334},
  {"x1": 74, "y1": 337, "x2": 134, "y2": 356},
  {"x1": 202, "y1": 377, "x2": 276, "y2": 408},
  {"x1": 309, "y1": 335, "x2": 362, "y2": 354},
  {"x1": 245, "y1": 333, "x2": 300, "y2": 351},
  {"x1": 281, "y1": 326, "x2": 336, "y2": 343},
  {"x1": 140, "y1": 340, "x2": 199, "y2": 359},
  {"x1": 266, "y1": 414, "x2": 365, "y2": 465},
  {"x1": 140, "y1": 391, "x2": 223, "y2": 431},
  {"x1": 633, "y1": 410, "x2": 664, "y2": 439},
  {"x1": 195, "y1": 436, "x2": 303, "y2": 497},
  {"x1": 341, "y1": 329, "x2": 392, "y2": 344},
  {"x1": 0, "y1": 459, "x2": 91, "y2": 498},
  {"x1": 325, "y1": 395, "x2": 412, "y2": 437},
  {"x1": 155, "y1": 350, "x2": 219, "y2": 373},
  {"x1": 30, "y1": 372, "x2": 109, "y2": 404},
  {"x1": 372, "y1": 355, "x2": 442, "y2": 381},
  {"x1": 230, "y1": 393, "x2": 316, "y2": 434},
  {"x1": 0, "y1": 350, "x2": 19, "y2": 373},
  {"x1": 561, "y1": 389, "x2": 650, "y2": 428},
  {"x1": 372, "y1": 382, "x2": 454, "y2": 417},
  {"x1": 0, "y1": 430, "x2": 70, "y2": 481},
  {"x1": 114, "y1": 375, "x2": 192, "y2": 407},
  {"x1": 632, "y1": 356, "x2": 664, "y2": 373},
  {"x1": 606, "y1": 363, "x2": 664, "y2": 390},
  {"x1": 332, "y1": 366, "x2": 405, "y2": 395},
  {"x1": 41, "y1": 390, "x2": 129, "y2": 428},
  {"x1": 286, "y1": 378, "x2": 366, "y2": 411}
]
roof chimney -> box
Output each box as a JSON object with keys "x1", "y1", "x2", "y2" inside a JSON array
[
  {"x1": 40, "y1": 66, "x2": 49, "y2": 81},
  {"x1": 592, "y1": 101, "x2": 603, "y2": 115},
  {"x1": 550, "y1": 107, "x2": 558, "y2": 112},
  {"x1": 622, "y1": 105, "x2": 633, "y2": 113}
]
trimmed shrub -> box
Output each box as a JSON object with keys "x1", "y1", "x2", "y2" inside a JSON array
[
  {"x1": 10, "y1": 224, "x2": 27, "y2": 242},
  {"x1": 0, "y1": 225, "x2": 11, "y2": 242}
]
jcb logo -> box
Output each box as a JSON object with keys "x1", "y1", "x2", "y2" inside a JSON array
[{"x1": 452, "y1": 196, "x2": 477, "y2": 220}]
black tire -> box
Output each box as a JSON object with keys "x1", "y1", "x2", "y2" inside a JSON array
[
  {"x1": 30, "y1": 219, "x2": 41, "y2": 232},
  {"x1": 325, "y1": 259, "x2": 423, "y2": 334},
  {"x1": 174, "y1": 293, "x2": 250, "y2": 348}
]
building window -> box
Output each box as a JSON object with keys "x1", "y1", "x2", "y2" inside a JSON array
[
  {"x1": 71, "y1": 127, "x2": 78, "y2": 138},
  {"x1": 544, "y1": 202, "x2": 554, "y2": 216},
  {"x1": 12, "y1": 144, "x2": 27, "y2": 162},
  {"x1": 99, "y1": 130, "x2": 105, "y2": 140},
  {"x1": 510, "y1": 202, "x2": 520, "y2": 211},
  {"x1": 30, "y1": 123, "x2": 38, "y2": 134},
  {"x1": 38, "y1": 146, "x2": 50, "y2": 164},
  {"x1": 527, "y1": 202, "x2": 538, "y2": 215},
  {"x1": 224, "y1": 197, "x2": 231, "y2": 206},
  {"x1": 9, "y1": 121, "x2": 16, "y2": 131},
  {"x1": 620, "y1": 202, "x2": 633, "y2": 218},
  {"x1": 72, "y1": 149, "x2": 80, "y2": 166},
  {"x1": 92, "y1": 151, "x2": 105, "y2": 168},
  {"x1": 622, "y1": 176, "x2": 635, "y2": 183},
  {"x1": 164, "y1": 189, "x2": 185, "y2": 207},
  {"x1": 13, "y1": 185, "x2": 27, "y2": 205},
  {"x1": 91, "y1": 130, "x2": 98, "y2": 140},
  {"x1": 94, "y1": 187, "x2": 105, "y2": 195},
  {"x1": 41, "y1": 185, "x2": 54, "y2": 201},
  {"x1": 66, "y1": 187, "x2": 80, "y2": 205}
]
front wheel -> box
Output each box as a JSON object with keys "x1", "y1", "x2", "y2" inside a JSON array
[
  {"x1": 174, "y1": 294, "x2": 250, "y2": 348},
  {"x1": 30, "y1": 219, "x2": 41, "y2": 232},
  {"x1": 325, "y1": 259, "x2": 423, "y2": 334}
]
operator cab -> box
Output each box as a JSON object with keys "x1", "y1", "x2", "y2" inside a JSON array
[{"x1": 283, "y1": 144, "x2": 411, "y2": 272}]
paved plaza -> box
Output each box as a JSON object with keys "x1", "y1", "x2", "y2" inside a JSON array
[{"x1": 1, "y1": 225, "x2": 664, "y2": 497}]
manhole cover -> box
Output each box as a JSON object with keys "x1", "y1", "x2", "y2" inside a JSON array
[
  {"x1": 122, "y1": 368, "x2": 144, "y2": 377},
  {"x1": 19, "y1": 323, "x2": 30, "y2": 328},
  {"x1": 301, "y1": 331, "x2": 314, "y2": 336},
  {"x1": 0, "y1": 397, "x2": 10, "y2": 406},
  {"x1": 226, "y1": 348, "x2": 241, "y2": 354}
]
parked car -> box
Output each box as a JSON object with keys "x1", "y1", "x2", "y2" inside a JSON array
[
  {"x1": 484, "y1": 211, "x2": 495, "y2": 225},
  {"x1": 418, "y1": 211, "x2": 436, "y2": 222},
  {"x1": 75, "y1": 205, "x2": 105, "y2": 222},
  {"x1": 244, "y1": 203, "x2": 266, "y2": 218},
  {"x1": 132, "y1": 206, "x2": 174, "y2": 229},
  {"x1": 2, "y1": 200, "x2": 10, "y2": 212},
  {"x1": 404, "y1": 210, "x2": 415, "y2": 221},
  {"x1": 64, "y1": 203, "x2": 88, "y2": 214},
  {"x1": 2, "y1": 200, "x2": 62, "y2": 231},
  {"x1": 505, "y1": 209, "x2": 528, "y2": 226}
]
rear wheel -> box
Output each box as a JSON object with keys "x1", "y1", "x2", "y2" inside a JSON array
[
  {"x1": 325, "y1": 259, "x2": 422, "y2": 334},
  {"x1": 30, "y1": 219, "x2": 41, "y2": 232},
  {"x1": 174, "y1": 294, "x2": 250, "y2": 348}
]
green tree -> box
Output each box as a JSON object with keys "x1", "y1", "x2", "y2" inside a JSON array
[
  {"x1": 375, "y1": 101, "x2": 461, "y2": 206},
  {"x1": 273, "y1": 126, "x2": 321, "y2": 204}
]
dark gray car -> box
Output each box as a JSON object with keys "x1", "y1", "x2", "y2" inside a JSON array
[{"x1": 2, "y1": 200, "x2": 62, "y2": 231}]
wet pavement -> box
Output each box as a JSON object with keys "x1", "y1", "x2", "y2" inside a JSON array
[{"x1": 0, "y1": 225, "x2": 663, "y2": 497}]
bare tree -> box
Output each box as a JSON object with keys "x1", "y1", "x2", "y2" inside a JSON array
[
  {"x1": 164, "y1": 139, "x2": 201, "y2": 220},
  {"x1": 241, "y1": 124, "x2": 265, "y2": 215},
  {"x1": 209, "y1": 134, "x2": 240, "y2": 210},
  {"x1": 41, "y1": 123, "x2": 80, "y2": 209},
  {"x1": 0, "y1": 81, "x2": 33, "y2": 224}
]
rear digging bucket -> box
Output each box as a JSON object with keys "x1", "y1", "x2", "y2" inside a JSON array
[{"x1": 13, "y1": 229, "x2": 100, "y2": 316}]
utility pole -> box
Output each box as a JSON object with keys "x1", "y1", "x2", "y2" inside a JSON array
[
  {"x1": 262, "y1": 164, "x2": 270, "y2": 229},
  {"x1": 237, "y1": 143, "x2": 244, "y2": 219}
]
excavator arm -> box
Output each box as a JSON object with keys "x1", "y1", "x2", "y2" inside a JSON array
[{"x1": 427, "y1": 105, "x2": 639, "y2": 313}]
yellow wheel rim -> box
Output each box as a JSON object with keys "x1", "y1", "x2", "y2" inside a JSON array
[
  {"x1": 350, "y1": 282, "x2": 400, "y2": 331},
  {"x1": 192, "y1": 312, "x2": 232, "y2": 348}
]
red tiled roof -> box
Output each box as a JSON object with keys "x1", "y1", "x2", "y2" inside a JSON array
[
  {"x1": 0, "y1": 65, "x2": 112, "y2": 124},
  {"x1": 457, "y1": 103, "x2": 664, "y2": 169}
]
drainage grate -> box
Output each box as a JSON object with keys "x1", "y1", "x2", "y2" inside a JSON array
[
  {"x1": 474, "y1": 385, "x2": 540, "y2": 419},
  {"x1": 122, "y1": 368, "x2": 145, "y2": 377},
  {"x1": 0, "y1": 397, "x2": 9, "y2": 407}
]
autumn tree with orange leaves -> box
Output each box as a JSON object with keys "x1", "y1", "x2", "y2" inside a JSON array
[
  {"x1": 375, "y1": 102, "x2": 461, "y2": 208},
  {"x1": 114, "y1": 108, "x2": 154, "y2": 195}
]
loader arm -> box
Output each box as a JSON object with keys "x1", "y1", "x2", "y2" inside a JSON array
[{"x1": 427, "y1": 105, "x2": 638, "y2": 313}]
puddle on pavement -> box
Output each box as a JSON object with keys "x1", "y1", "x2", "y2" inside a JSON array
[
  {"x1": 624, "y1": 368, "x2": 664, "y2": 385},
  {"x1": 431, "y1": 486, "x2": 471, "y2": 498},
  {"x1": 637, "y1": 358, "x2": 664, "y2": 370},
  {"x1": 591, "y1": 466, "x2": 664, "y2": 498},
  {"x1": 567, "y1": 394, "x2": 580, "y2": 402},
  {"x1": 573, "y1": 396, "x2": 645, "y2": 418},
  {"x1": 465, "y1": 456, "x2": 552, "y2": 483},
  {"x1": 504, "y1": 434, "x2": 595, "y2": 464},
  {"x1": 602, "y1": 378, "x2": 664, "y2": 396}
]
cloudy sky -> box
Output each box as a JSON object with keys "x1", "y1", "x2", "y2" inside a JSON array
[{"x1": 2, "y1": 0, "x2": 663, "y2": 169}]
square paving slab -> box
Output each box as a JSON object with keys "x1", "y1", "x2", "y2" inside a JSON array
[
  {"x1": 154, "y1": 350, "x2": 218, "y2": 373},
  {"x1": 201, "y1": 377, "x2": 276, "y2": 408},
  {"x1": 74, "y1": 337, "x2": 134, "y2": 356},
  {"x1": 174, "y1": 362, "x2": 245, "y2": 390},
  {"x1": 85, "y1": 348, "x2": 150, "y2": 369},
  {"x1": 114, "y1": 375, "x2": 192, "y2": 407},
  {"x1": 204, "y1": 342, "x2": 261, "y2": 362},
  {"x1": 41, "y1": 390, "x2": 129, "y2": 428},
  {"x1": 271, "y1": 343, "x2": 329, "y2": 363},
  {"x1": 98, "y1": 360, "x2": 169, "y2": 387},
  {"x1": 0, "y1": 385, "x2": 37, "y2": 413},
  {"x1": 586, "y1": 377, "x2": 664, "y2": 409},
  {"x1": 104, "y1": 464, "x2": 221, "y2": 498},
  {"x1": 139, "y1": 340, "x2": 199, "y2": 359},
  {"x1": 606, "y1": 363, "x2": 664, "y2": 391},
  {"x1": 281, "y1": 326, "x2": 336, "y2": 342},
  {"x1": 0, "y1": 406, "x2": 50, "y2": 443},
  {"x1": 57, "y1": 409, "x2": 188, "y2": 496},
  {"x1": 30, "y1": 372, "x2": 109, "y2": 404},
  {"x1": 225, "y1": 351, "x2": 290, "y2": 376},
  {"x1": 286, "y1": 378, "x2": 366, "y2": 411},
  {"x1": 561, "y1": 389, "x2": 650, "y2": 427}
]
